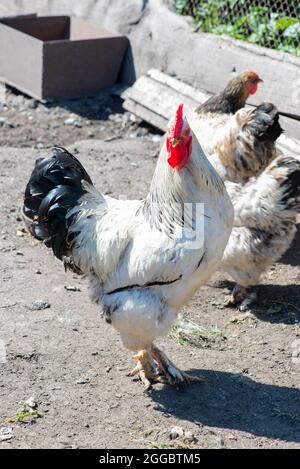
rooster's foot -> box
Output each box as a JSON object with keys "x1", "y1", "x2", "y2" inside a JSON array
[
  {"x1": 151, "y1": 345, "x2": 202, "y2": 387},
  {"x1": 238, "y1": 292, "x2": 257, "y2": 312},
  {"x1": 127, "y1": 350, "x2": 166, "y2": 390},
  {"x1": 225, "y1": 285, "x2": 257, "y2": 311}
]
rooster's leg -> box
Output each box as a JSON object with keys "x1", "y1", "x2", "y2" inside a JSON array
[
  {"x1": 225, "y1": 284, "x2": 257, "y2": 311},
  {"x1": 127, "y1": 349, "x2": 167, "y2": 390},
  {"x1": 150, "y1": 344, "x2": 202, "y2": 387}
]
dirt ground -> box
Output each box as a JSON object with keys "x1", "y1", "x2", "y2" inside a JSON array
[{"x1": 0, "y1": 90, "x2": 299, "y2": 449}]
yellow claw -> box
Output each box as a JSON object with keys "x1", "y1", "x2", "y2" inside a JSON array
[{"x1": 132, "y1": 350, "x2": 148, "y2": 361}]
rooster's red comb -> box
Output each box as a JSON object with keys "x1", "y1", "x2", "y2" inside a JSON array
[{"x1": 168, "y1": 103, "x2": 184, "y2": 138}]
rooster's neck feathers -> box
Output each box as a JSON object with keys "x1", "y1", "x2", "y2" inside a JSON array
[{"x1": 142, "y1": 127, "x2": 225, "y2": 234}]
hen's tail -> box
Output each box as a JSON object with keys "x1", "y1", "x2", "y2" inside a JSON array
[
  {"x1": 274, "y1": 156, "x2": 300, "y2": 212},
  {"x1": 245, "y1": 102, "x2": 283, "y2": 143},
  {"x1": 22, "y1": 146, "x2": 93, "y2": 261}
]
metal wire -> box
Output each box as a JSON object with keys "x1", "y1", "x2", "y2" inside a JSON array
[{"x1": 176, "y1": 0, "x2": 300, "y2": 56}]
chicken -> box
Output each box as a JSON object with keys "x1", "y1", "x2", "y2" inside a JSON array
[
  {"x1": 22, "y1": 104, "x2": 233, "y2": 388},
  {"x1": 220, "y1": 154, "x2": 300, "y2": 310},
  {"x1": 193, "y1": 70, "x2": 283, "y2": 183}
]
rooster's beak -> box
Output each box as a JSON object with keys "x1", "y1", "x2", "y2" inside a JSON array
[{"x1": 258, "y1": 77, "x2": 263, "y2": 83}]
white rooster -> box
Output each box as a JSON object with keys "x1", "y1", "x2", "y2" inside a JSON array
[{"x1": 23, "y1": 104, "x2": 233, "y2": 388}]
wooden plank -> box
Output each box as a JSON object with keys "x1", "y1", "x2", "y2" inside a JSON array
[
  {"x1": 123, "y1": 98, "x2": 168, "y2": 131},
  {"x1": 123, "y1": 74, "x2": 199, "y2": 120},
  {"x1": 277, "y1": 116, "x2": 300, "y2": 146},
  {"x1": 147, "y1": 68, "x2": 210, "y2": 103}
]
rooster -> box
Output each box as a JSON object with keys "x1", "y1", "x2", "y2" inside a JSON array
[
  {"x1": 22, "y1": 104, "x2": 233, "y2": 388},
  {"x1": 193, "y1": 70, "x2": 283, "y2": 183},
  {"x1": 220, "y1": 154, "x2": 300, "y2": 310}
]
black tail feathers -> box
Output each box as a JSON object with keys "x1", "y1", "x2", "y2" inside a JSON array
[
  {"x1": 23, "y1": 146, "x2": 92, "y2": 260},
  {"x1": 277, "y1": 156, "x2": 300, "y2": 211},
  {"x1": 248, "y1": 102, "x2": 283, "y2": 143}
]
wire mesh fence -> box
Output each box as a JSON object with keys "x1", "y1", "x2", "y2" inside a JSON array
[{"x1": 175, "y1": 0, "x2": 300, "y2": 56}]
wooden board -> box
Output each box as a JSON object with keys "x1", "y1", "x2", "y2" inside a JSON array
[{"x1": 122, "y1": 69, "x2": 300, "y2": 150}]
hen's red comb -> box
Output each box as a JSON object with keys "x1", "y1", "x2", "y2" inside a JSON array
[{"x1": 242, "y1": 69, "x2": 262, "y2": 82}]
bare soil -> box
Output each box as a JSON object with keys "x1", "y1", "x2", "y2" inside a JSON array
[{"x1": 0, "y1": 90, "x2": 299, "y2": 449}]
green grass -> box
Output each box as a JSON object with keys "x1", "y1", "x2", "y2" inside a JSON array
[
  {"x1": 15, "y1": 408, "x2": 41, "y2": 422},
  {"x1": 170, "y1": 315, "x2": 224, "y2": 347},
  {"x1": 175, "y1": 0, "x2": 300, "y2": 56}
]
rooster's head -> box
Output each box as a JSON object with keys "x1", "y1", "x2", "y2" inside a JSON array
[{"x1": 166, "y1": 104, "x2": 192, "y2": 170}]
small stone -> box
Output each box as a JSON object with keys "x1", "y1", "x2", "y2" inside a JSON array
[
  {"x1": 0, "y1": 426, "x2": 14, "y2": 442},
  {"x1": 169, "y1": 426, "x2": 184, "y2": 440},
  {"x1": 27, "y1": 99, "x2": 38, "y2": 109},
  {"x1": 36, "y1": 143, "x2": 44, "y2": 149},
  {"x1": 76, "y1": 378, "x2": 90, "y2": 384},
  {"x1": 135, "y1": 127, "x2": 148, "y2": 137},
  {"x1": 16, "y1": 251, "x2": 24, "y2": 256},
  {"x1": 16, "y1": 230, "x2": 25, "y2": 237},
  {"x1": 30, "y1": 300, "x2": 51, "y2": 311},
  {"x1": 151, "y1": 134, "x2": 162, "y2": 143},
  {"x1": 21, "y1": 416, "x2": 33, "y2": 424},
  {"x1": 64, "y1": 117, "x2": 75, "y2": 125},
  {"x1": 25, "y1": 396, "x2": 38, "y2": 409},
  {"x1": 184, "y1": 430, "x2": 197, "y2": 443},
  {"x1": 64, "y1": 285, "x2": 81, "y2": 292}
]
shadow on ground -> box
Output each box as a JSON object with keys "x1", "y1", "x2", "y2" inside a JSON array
[
  {"x1": 151, "y1": 369, "x2": 300, "y2": 443},
  {"x1": 280, "y1": 224, "x2": 300, "y2": 267}
]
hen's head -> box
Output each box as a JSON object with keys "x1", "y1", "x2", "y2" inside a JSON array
[
  {"x1": 166, "y1": 104, "x2": 192, "y2": 169},
  {"x1": 239, "y1": 69, "x2": 263, "y2": 96}
]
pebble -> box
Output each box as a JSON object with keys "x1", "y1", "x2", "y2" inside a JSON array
[
  {"x1": 151, "y1": 134, "x2": 162, "y2": 143},
  {"x1": 64, "y1": 285, "x2": 81, "y2": 292},
  {"x1": 64, "y1": 117, "x2": 76, "y2": 125},
  {"x1": 169, "y1": 426, "x2": 184, "y2": 440},
  {"x1": 25, "y1": 396, "x2": 38, "y2": 409},
  {"x1": 0, "y1": 426, "x2": 14, "y2": 442},
  {"x1": 16, "y1": 229, "x2": 25, "y2": 237},
  {"x1": 76, "y1": 378, "x2": 90, "y2": 384},
  {"x1": 30, "y1": 300, "x2": 51, "y2": 311},
  {"x1": 27, "y1": 99, "x2": 38, "y2": 109},
  {"x1": 184, "y1": 430, "x2": 197, "y2": 443}
]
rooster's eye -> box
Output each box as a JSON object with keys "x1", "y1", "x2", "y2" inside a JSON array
[{"x1": 172, "y1": 137, "x2": 181, "y2": 147}]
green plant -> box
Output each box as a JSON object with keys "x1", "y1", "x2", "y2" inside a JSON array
[
  {"x1": 175, "y1": 0, "x2": 300, "y2": 56},
  {"x1": 169, "y1": 315, "x2": 224, "y2": 347}
]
